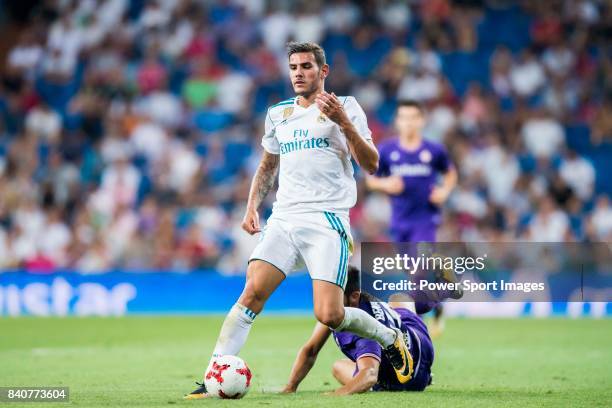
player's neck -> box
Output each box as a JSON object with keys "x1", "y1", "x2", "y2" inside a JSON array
[
  {"x1": 398, "y1": 133, "x2": 422, "y2": 150},
  {"x1": 296, "y1": 90, "x2": 322, "y2": 108}
]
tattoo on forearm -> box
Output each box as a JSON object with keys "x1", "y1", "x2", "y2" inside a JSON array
[{"x1": 249, "y1": 153, "x2": 279, "y2": 209}]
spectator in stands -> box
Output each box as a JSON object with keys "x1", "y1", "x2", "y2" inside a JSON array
[
  {"x1": 510, "y1": 49, "x2": 546, "y2": 98},
  {"x1": 7, "y1": 32, "x2": 43, "y2": 79},
  {"x1": 25, "y1": 101, "x2": 62, "y2": 143},
  {"x1": 528, "y1": 197, "x2": 570, "y2": 241},
  {"x1": 591, "y1": 98, "x2": 612, "y2": 145},
  {"x1": 0, "y1": 0, "x2": 610, "y2": 273},
  {"x1": 99, "y1": 152, "x2": 141, "y2": 210},
  {"x1": 587, "y1": 195, "x2": 612, "y2": 241},
  {"x1": 521, "y1": 108, "x2": 565, "y2": 159},
  {"x1": 559, "y1": 149, "x2": 595, "y2": 201}
]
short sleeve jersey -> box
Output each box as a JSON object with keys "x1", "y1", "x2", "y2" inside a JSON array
[{"x1": 262, "y1": 96, "x2": 372, "y2": 216}]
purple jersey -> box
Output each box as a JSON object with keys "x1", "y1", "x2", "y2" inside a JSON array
[
  {"x1": 333, "y1": 297, "x2": 434, "y2": 391},
  {"x1": 377, "y1": 138, "x2": 451, "y2": 240}
]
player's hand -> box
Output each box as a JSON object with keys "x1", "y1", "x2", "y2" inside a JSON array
[
  {"x1": 429, "y1": 186, "x2": 450, "y2": 205},
  {"x1": 323, "y1": 389, "x2": 348, "y2": 396},
  {"x1": 384, "y1": 176, "x2": 404, "y2": 195},
  {"x1": 365, "y1": 175, "x2": 404, "y2": 195},
  {"x1": 241, "y1": 207, "x2": 261, "y2": 235},
  {"x1": 279, "y1": 385, "x2": 296, "y2": 394},
  {"x1": 364, "y1": 174, "x2": 378, "y2": 191},
  {"x1": 315, "y1": 91, "x2": 349, "y2": 126}
]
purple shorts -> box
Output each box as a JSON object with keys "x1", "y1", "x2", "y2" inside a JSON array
[{"x1": 391, "y1": 222, "x2": 437, "y2": 243}]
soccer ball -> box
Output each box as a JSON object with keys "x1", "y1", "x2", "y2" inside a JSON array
[{"x1": 204, "y1": 355, "x2": 252, "y2": 399}]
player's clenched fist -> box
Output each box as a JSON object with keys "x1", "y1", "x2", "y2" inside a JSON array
[{"x1": 241, "y1": 207, "x2": 261, "y2": 234}]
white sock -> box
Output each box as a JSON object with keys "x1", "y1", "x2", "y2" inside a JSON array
[
  {"x1": 334, "y1": 306, "x2": 397, "y2": 347},
  {"x1": 212, "y1": 303, "x2": 256, "y2": 356}
]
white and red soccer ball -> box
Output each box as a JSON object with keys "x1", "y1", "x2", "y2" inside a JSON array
[{"x1": 204, "y1": 355, "x2": 252, "y2": 399}]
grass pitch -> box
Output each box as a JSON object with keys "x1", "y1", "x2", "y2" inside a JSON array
[{"x1": 1, "y1": 317, "x2": 611, "y2": 407}]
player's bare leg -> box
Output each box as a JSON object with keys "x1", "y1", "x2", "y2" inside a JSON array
[
  {"x1": 312, "y1": 280, "x2": 413, "y2": 383},
  {"x1": 186, "y1": 260, "x2": 284, "y2": 399},
  {"x1": 332, "y1": 359, "x2": 356, "y2": 385},
  {"x1": 429, "y1": 304, "x2": 445, "y2": 339},
  {"x1": 214, "y1": 260, "x2": 285, "y2": 356},
  {"x1": 389, "y1": 293, "x2": 417, "y2": 314},
  {"x1": 428, "y1": 260, "x2": 463, "y2": 338},
  {"x1": 312, "y1": 280, "x2": 347, "y2": 328},
  {"x1": 239, "y1": 260, "x2": 286, "y2": 312}
]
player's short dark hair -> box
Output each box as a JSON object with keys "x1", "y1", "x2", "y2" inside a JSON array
[
  {"x1": 286, "y1": 41, "x2": 326, "y2": 68},
  {"x1": 397, "y1": 99, "x2": 425, "y2": 114},
  {"x1": 345, "y1": 266, "x2": 383, "y2": 303},
  {"x1": 344, "y1": 265, "x2": 361, "y2": 295}
]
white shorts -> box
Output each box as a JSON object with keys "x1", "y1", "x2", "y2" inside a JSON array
[{"x1": 249, "y1": 211, "x2": 354, "y2": 288}]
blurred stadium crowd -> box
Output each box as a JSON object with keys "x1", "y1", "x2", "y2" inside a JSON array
[{"x1": 0, "y1": 0, "x2": 611, "y2": 274}]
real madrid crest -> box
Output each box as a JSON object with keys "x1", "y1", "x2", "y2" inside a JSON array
[
  {"x1": 317, "y1": 113, "x2": 327, "y2": 123},
  {"x1": 282, "y1": 107, "x2": 294, "y2": 119}
]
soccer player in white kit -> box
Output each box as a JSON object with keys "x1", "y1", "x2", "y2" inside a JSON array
[{"x1": 187, "y1": 42, "x2": 412, "y2": 398}]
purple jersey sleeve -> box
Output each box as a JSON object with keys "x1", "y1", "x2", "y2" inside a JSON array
[
  {"x1": 432, "y1": 143, "x2": 451, "y2": 173},
  {"x1": 375, "y1": 141, "x2": 392, "y2": 177}
]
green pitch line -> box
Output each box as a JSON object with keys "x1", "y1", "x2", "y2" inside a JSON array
[{"x1": 0, "y1": 317, "x2": 611, "y2": 407}]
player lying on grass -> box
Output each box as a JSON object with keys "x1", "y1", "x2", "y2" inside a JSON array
[{"x1": 282, "y1": 266, "x2": 434, "y2": 395}]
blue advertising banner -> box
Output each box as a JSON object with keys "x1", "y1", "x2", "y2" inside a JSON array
[
  {"x1": 0, "y1": 271, "x2": 610, "y2": 317},
  {"x1": 0, "y1": 271, "x2": 313, "y2": 316}
]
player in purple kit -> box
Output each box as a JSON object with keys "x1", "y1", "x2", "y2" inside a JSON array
[
  {"x1": 366, "y1": 99, "x2": 457, "y2": 242},
  {"x1": 282, "y1": 266, "x2": 434, "y2": 395},
  {"x1": 365, "y1": 99, "x2": 457, "y2": 335}
]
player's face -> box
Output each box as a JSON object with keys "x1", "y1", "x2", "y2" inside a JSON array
[
  {"x1": 395, "y1": 106, "x2": 425, "y2": 136},
  {"x1": 288, "y1": 52, "x2": 328, "y2": 97},
  {"x1": 343, "y1": 291, "x2": 360, "y2": 307}
]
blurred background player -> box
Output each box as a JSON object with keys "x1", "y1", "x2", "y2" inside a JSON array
[
  {"x1": 282, "y1": 266, "x2": 434, "y2": 395},
  {"x1": 187, "y1": 41, "x2": 412, "y2": 399},
  {"x1": 365, "y1": 100, "x2": 457, "y2": 336}
]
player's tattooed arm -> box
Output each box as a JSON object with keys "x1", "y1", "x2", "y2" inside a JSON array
[
  {"x1": 242, "y1": 151, "x2": 279, "y2": 234},
  {"x1": 315, "y1": 92, "x2": 379, "y2": 174},
  {"x1": 251, "y1": 151, "x2": 280, "y2": 207}
]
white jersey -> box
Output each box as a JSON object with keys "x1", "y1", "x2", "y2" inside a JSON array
[{"x1": 261, "y1": 96, "x2": 372, "y2": 217}]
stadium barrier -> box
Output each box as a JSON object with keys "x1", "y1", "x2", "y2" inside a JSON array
[{"x1": 0, "y1": 271, "x2": 609, "y2": 317}]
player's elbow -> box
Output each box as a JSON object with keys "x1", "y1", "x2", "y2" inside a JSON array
[{"x1": 364, "y1": 161, "x2": 378, "y2": 175}]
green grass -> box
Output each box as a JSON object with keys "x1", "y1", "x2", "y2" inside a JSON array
[{"x1": 0, "y1": 317, "x2": 611, "y2": 407}]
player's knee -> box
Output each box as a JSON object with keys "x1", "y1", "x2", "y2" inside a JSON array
[
  {"x1": 314, "y1": 307, "x2": 344, "y2": 328},
  {"x1": 331, "y1": 360, "x2": 344, "y2": 380},
  {"x1": 238, "y1": 263, "x2": 273, "y2": 311}
]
